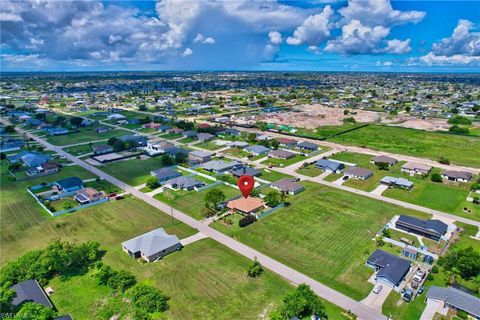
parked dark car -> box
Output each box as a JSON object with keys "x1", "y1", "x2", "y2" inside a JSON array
[{"x1": 402, "y1": 289, "x2": 414, "y2": 302}]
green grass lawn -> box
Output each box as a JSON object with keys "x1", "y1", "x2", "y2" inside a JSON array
[
  {"x1": 49, "y1": 239, "x2": 351, "y2": 320},
  {"x1": 101, "y1": 157, "x2": 165, "y2": 186},
  {"x1": 154, "y1": 184, "x2": 239, "y2": 220},
  {"x1": 258, "y1": 168, "x2": 293, "y2": 182},
  {"x1": 63, "y1": 144, "x2": 95, "y2": 156},
  {"x1": 214, "y1": 181, "x2": 430, "y2": 300},
  {"x1": 296, "y1": 164, "x2": 324, "y2": 177},
  {"x1": 329, "y1": 124, "x2": 480, "y2": 168},
  {"x1": 262, "y1": 154, "x2": 307, "y2": 167},
  {"x1": 387, "y1": 229, "x2": 420, "y2": 247},
  {"x1": 295, "y1": 124, "x2": 365, "y2": 139},
  {"x1": 46, "y1": 126, "x2": 126, "y2": 146},
  {"x1": 159, "y1": 133, "x2": 182, "y2": 140},
  {"x1": 221, "y1": 147, "x2": 249, "y2": 158},
  {"x1": 195, "y1": 140, "x2": 223, "y2": 150},
  {"x1": 323, "y1": 173, "x2": 343, "y2": 182},
  {"x1": 177, "y1": 137, "x2": 197, "y2": 144}
]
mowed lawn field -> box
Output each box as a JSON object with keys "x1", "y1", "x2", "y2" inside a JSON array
[
  {"x1": 100, "y1": 157, "x2": 166, "y2": 186},
  {"x1": 46, "y1": 125, "x2": 126, "y2": 146},
  {"x1": 328, "y1": 124, "x2": 480, "y2": 168},
  {"x1": 213, "y1": 181, "x2": 430, "y2": 300}
]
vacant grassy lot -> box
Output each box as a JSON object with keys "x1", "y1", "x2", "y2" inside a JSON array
[
  {"x1": 221, "y1": 147, "x2": 250, "y2": 158},
  {"x1": 258, "y1": 168, "x2": 293, "y2": 182},
  {"x1": 329, "y1": 124, "x2": 480, "y2": 168},
  {"x1": 295, "y1": 124, "x2": 364, "y2": 139},
  {"x1": 101, "y1": 157, "x2": 165, "y2": 186},
  {"x1": 155, "y1": 184, "x2": 239, "y2": 220},
  {"x1": 46, "y1": 126, "x2": 126, "y2": 146},
  {"x1": 195, "y1": 140, "x2": 223, "y2": 150},
  {"x1": 215, "y1": 181, "x2": 430, "y2": 300},
  {"x1": 0, "y1": 182, "x2": 194, "y2": 266},
  {"x1": 262, "y1": 154, "x2": 307, "y2": 167},
  {"x1": 296, "y1": 164, "x2": 324, "y2": 177},
  {"x1": 63, "y1": 144, "x2": 94, "y2": 156}
]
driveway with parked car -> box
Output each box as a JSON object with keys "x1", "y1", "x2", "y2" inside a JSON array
[{"x1": 361, "y1": 284, "x2": 392, "y2": 312}]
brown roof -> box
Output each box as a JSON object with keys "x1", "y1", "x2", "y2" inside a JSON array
[
  {"x1": 269, "y1": 149, "x2": 295, "y2": 159},
  {"x1": 277, "y1": 137, "x2": 297, "y2": 144},
  {"x1": 41, "y1": 162, "x2": 59, "y2": 170},
  {"x1": 227, "y1": 197, "x2": 264, "y2": 213},
  {"x1": 372, "y1": 155, "x2": 398, "y2": 164}
]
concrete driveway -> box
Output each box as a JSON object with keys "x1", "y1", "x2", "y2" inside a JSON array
[
  {"x1": 420, "y1": 299, "x2": 444, "y2": 320},
  {"x1": 370, "y1": 184, "x2": 389, "y2": 195},
  {"x1": 361, "y1": 286, "x2": 392, "y2": 312}
]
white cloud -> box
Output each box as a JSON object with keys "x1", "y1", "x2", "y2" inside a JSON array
[
  {"x1": 286, "y1": 5, "x2": 334, "y2": 45},
  {"x1": 338, "y1": 0, "x2": 425, "y2": 27},
  {"x1": 193, "y1": 33, "x2": 216, "y2": 44},
  {"x1": 0, "y1": 12, "x2": 22, "y2": 21},
  {"x1": 263, "y1": 31, "x2": 283, "y2": 60},
  {"x1": 181, "y1": 47, "x2": 193, "y2": 57},
  {"x1": 307, "y1": 45, "x2": 321, "y2": 54},
  {"x1": 268, "y1": 31, "x2": 283, "y2": 45},
  {"x1": 420, "y1": 19, "x2": 480, "y2": 66},
  {"x1": 384, "y1": 39, "x2": 411, "y2": 54}
]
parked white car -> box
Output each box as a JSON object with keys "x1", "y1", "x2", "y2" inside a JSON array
[{"x1": 373, "y1": 285, "x2": 383, "y2": 294}]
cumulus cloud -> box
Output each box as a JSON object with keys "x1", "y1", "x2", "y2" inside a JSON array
[
  {"x1": 338, "y1": 0, "x2": 425, "y2": 27},
  {"x1": 286, "y1": 5, "x2": 334, "y2": 45},
  {"x1": 268, "y1": 31, "x2": 283, "y2": 45},
  {"x1": 181, "y1": 48, "x2": 193, "y2": 57},
  {"x1": 263, "y1": 31, "x2": 283, "y2": 60},
  {"x1": 193, "y1": 33, "x2": 215, "y2": 44},
  {"x1": 325, "y1": 19, "x2": 409, "y2": 54},
  {"x1": 420, "y1": 19, "x2": 480, "y2": 65}
]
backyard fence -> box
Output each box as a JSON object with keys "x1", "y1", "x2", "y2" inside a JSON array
[{"x1": 257, "y1": 203, "x2": 285, "y2": 219}]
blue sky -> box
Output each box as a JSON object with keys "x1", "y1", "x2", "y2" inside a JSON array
[{"x1": 1, "y1": 0, "x2": 479, "y2": 72}]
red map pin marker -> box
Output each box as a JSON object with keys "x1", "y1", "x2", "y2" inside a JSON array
[{"x1": 237, "y1": 175, "x2": 254, "y2": 199}]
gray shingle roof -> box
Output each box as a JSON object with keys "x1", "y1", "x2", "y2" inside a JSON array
[
  {"x1": 122, "y1": 228, "x2": 180, "y2": 257},
  {"x1": 165, "y1": 176, "x2": 204, "y2": 189},
  {"x1": 442, "y1": 170, "x2": 473, "y2": 180},
  {"x1": 271, "y1": 178, "x2": 305, "y2": 193},
  {"x1": 372, "y1": 155, "x2": 397, "y2": 165},
  {"x1": 427, "y1": 286, "x2": 480, "y2": 317},
  {"x1": 201, "y1": 160, "x2": 240, "y2": 172},
  {"x1": 11, "y1": 279, "x2": 53, "y2": 308},
  {"x1": 397, "y1": 215, "x2": 448, "y2": 236},
  {"x1": 315, "y1": 159, "x2": 344, "y2": 171},
  {"x1": 231, "y1": 166, "x2": 261, "y2": 177},
  {"x1": 367, "y1": 250, "x2": 411, "y2": 286},
  {"x1": 151, "y1": 167, "x2": 181, "y2": 181},
  {"x1": 345, "y1": 167, "x2": 373, "y2": 178}
]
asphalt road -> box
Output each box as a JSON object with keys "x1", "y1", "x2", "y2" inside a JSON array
[{"x1": 15, "y1": 126, "x2": 386, "y2": 320}]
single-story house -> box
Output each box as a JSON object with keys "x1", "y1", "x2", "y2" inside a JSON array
[
  {"x1": 426, "y1": 286, "x2": 480, "y2": 319},
  {"x1": 164, "y1": 176, "x2": 205, "y2": 190},
  {"x1": 222, "y1": 128, "x2": 241, "y2": 136},
  {"x1": 0, "y1": 139, "x2": 24, "y2": 152},
  {"x1": 345, "y1": 167, "x2": 373, "y2": 180},
  {"x1": 245, "y1": 145, "x2": 270, "y2": 155},
  {"x1": 269, "y1": 149, "x2": 296, "y2": 159},
  {"x1": 26, "y1": 118, "x2": 43, "y2": 127},
  {"x1": 228, "y1": 141, "x2": 249, "y2": 149},
  {"x1": 401, "y1": 162, "x2": 432, "y2": 176},
  {"x1": 380, "y1": 176, "x2": 414, "y2": 190},
  {"x1": 74, "y1": 187, "x2": 107, "y2": 204},
  {"x1": 197, "y1": 123, "x2": 211, "y2": 129},
  {"x1": 189, "y1": 150, "x2": 212, "y2": 163},
  {"x1": 122, "y1": 228, "x2": 182, "y2": 262},
  {"x1": 197, "y1": 133, "x2": 214, "y2": 141},
  {"x1": 11, "y1": 279, "x2": 54, "y2": 309},
  {"x1": 119, "y1": 135, "x2": 148, "y2": 146},
  {"x1": 366, "y1": 249, "x2": 411, "y2": 289},
  {"x1": 256, "y1": 134, "x2": 272, "y2": 141},
  {"x1": 143, "y1": 122, "x2": 161, "y2": 129},
  {"x1": 395, "y1": 215, "x2": 448, "y2": 241},
  {"x1": 277, "y1": 137, "x2": 298, "y2": 148},
  {"x1": 200, "y1": 160, "x2": 241, "y2": 173},
  {"x1": 227, "y1": 197, "x2": 265, "y2": 214},
  {"x1": 271, "y1": 178, "x2": 305, "y2": 195},
  {"x1": 93, "y1": 144, "x2": 114, "y2": 155},
  {"x1": 296, "y1": 141, "x2": 318, "y2": 151},
  {"x1": 54, "y1": 177, "x2": 84, "y2": 193},
  {"x1": 96, "y1": 126, "x2": 110, "y2": 133},
  {"x1": 166, "y1": 127, "x2": 184, "y2": 134},
  {"x1": 371, "y1": 155, "x2": 398, "y2": 166},
  {"x1": 315, "y1": 159, "x2": 345, "y2": 173},
  {"x1": 182, "y1": 130, "x2": 198, "y2": 139},
  {"x1": 127, "y1": 118, "x2": 140, "y2": 125},
  {"x1": 144, "y1": 139, "x2": 174, "y2": 156},
  {"x1": 22, "y1": 153, "x2": 50, "y2": 168},
  {"x1": 27, "y1": 162, "x2": 60, "y2": 176},
  {"x1": 164, "y1": 146, "x2": 190, "y2": 158},
  {"x1": 47, "y1": 127, "x2": 69, "y2": 136},
  {"x1": 107, "y1": 114, "x2": 126, "y2": 121},
  {"x1": 231, "y1": 166, "x2": 261, "y2": 178},
  {"x1": 441, "y1": 170, "x2": 473, "y2": 183},
  {"x1": 151, "y1": 167, "x2": 182, "y2": 183}
]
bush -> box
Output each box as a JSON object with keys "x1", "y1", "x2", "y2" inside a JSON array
[
  {"x1": 146, "y1": 176, "x2": 160, "y2": 189},
  {"x1": 95, "y1": 265, "x2": 136, "y2": 292},
  {"x1": 376, "y1": 162, "x2": 390, "y2": 171},
  {"x1": 438, "y1": 157, "x2": 450, "y2": 165},
  {"x1": 431, "y1": 173, "x2": 443, "y2": 183},
  {"x1": 457, "y1": 310, "x2": 468, "y2": 320},
  {"x1": 447, "y1": 116, "x2": 472, "y2": 125},
  {"x1": 239, "y1": 215, "x2": 256, "y2": 228},
  {"x1": 431, "y1": 265, "x2": 439, "y2": 273},
  {"x1": 449, "y1": 125, "x2": 470, "y2": 135},
  {"x1": 126, "y1": 284, "x2": 169, "y2": 318},
  {"x1": 247, "y1": 259, "x2": 263, "y2": 278},
  {"x1": 427, "y1": 274, "x2": 434, "y2": 281}
]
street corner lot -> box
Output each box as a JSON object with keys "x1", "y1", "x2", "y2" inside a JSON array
[{"x1": 213, "y1": 180, "x2": 432, "y2": 301}]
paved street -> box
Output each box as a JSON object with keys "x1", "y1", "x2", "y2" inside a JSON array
[{"x1": 16, "y1": 125, "x2": 386, "y2": 320}]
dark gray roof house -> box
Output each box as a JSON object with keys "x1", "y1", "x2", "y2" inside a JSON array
[
  {"x1": 122, "y1": 228, "x2": 181, "y2": 262},
  {"x1": 151, "y1": 167, "x2": 182, "y2": 182},
  {"x1": 367, "y1": 250, "x2": 411, "y2": 288},
  {"x1": 271, "y1": 178, "x2": 305, "y2": 195},
  {"x1": 119, "y1": 135, "x2": 148, "y2": 146},
  {"x1": 11, "y1": 279, "x2": 54, "y2": 308},
  {"x1": 427, "y1": 286, "x2": 480, "y2": 318},
  {"x1": 93, "y1": 144, "x2": 113, "y2": 155},
  {"x1": 380, "y1": 176, "x2": 414, "y2": 190},
  {"x1": 296, "y1": 141, "x2": 318, "y2": 151},
  {"x1": 55, "y1": 177, "x2": 84, "y2": 192},
  {"x1": 441, "y1": 170, "x2": 473, "y2": 182},
  {"x1": 396, "y1": 215, "x2": 448, "y2": 241},
  {"x1": 164, "y1": 176, "x2": 205, "y2": 190},
  {"x1": 197, "y1": 133, "x2": 214, "y2": 141},
  {"x1": 245, "y1": 145, "x2": 270, "y2": 155},
  {"x1": 345, "y1": 167, "x2": 373, "y2": 180},
  {"x1": 189, "y1": 150, "x2": 212, "y2": 163},
  {"x1": 183, "y1": 130, "x2": 198, "y2": 138},
  {"x1": 269, "y1": 149, "x2": 296, "y2": 159},
  {"x1": 201, "y1": 160, "x2": 241, "y2": 173},
  {"x1": 231, "y1": 166, "x2": 261, "y2": 177}
]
